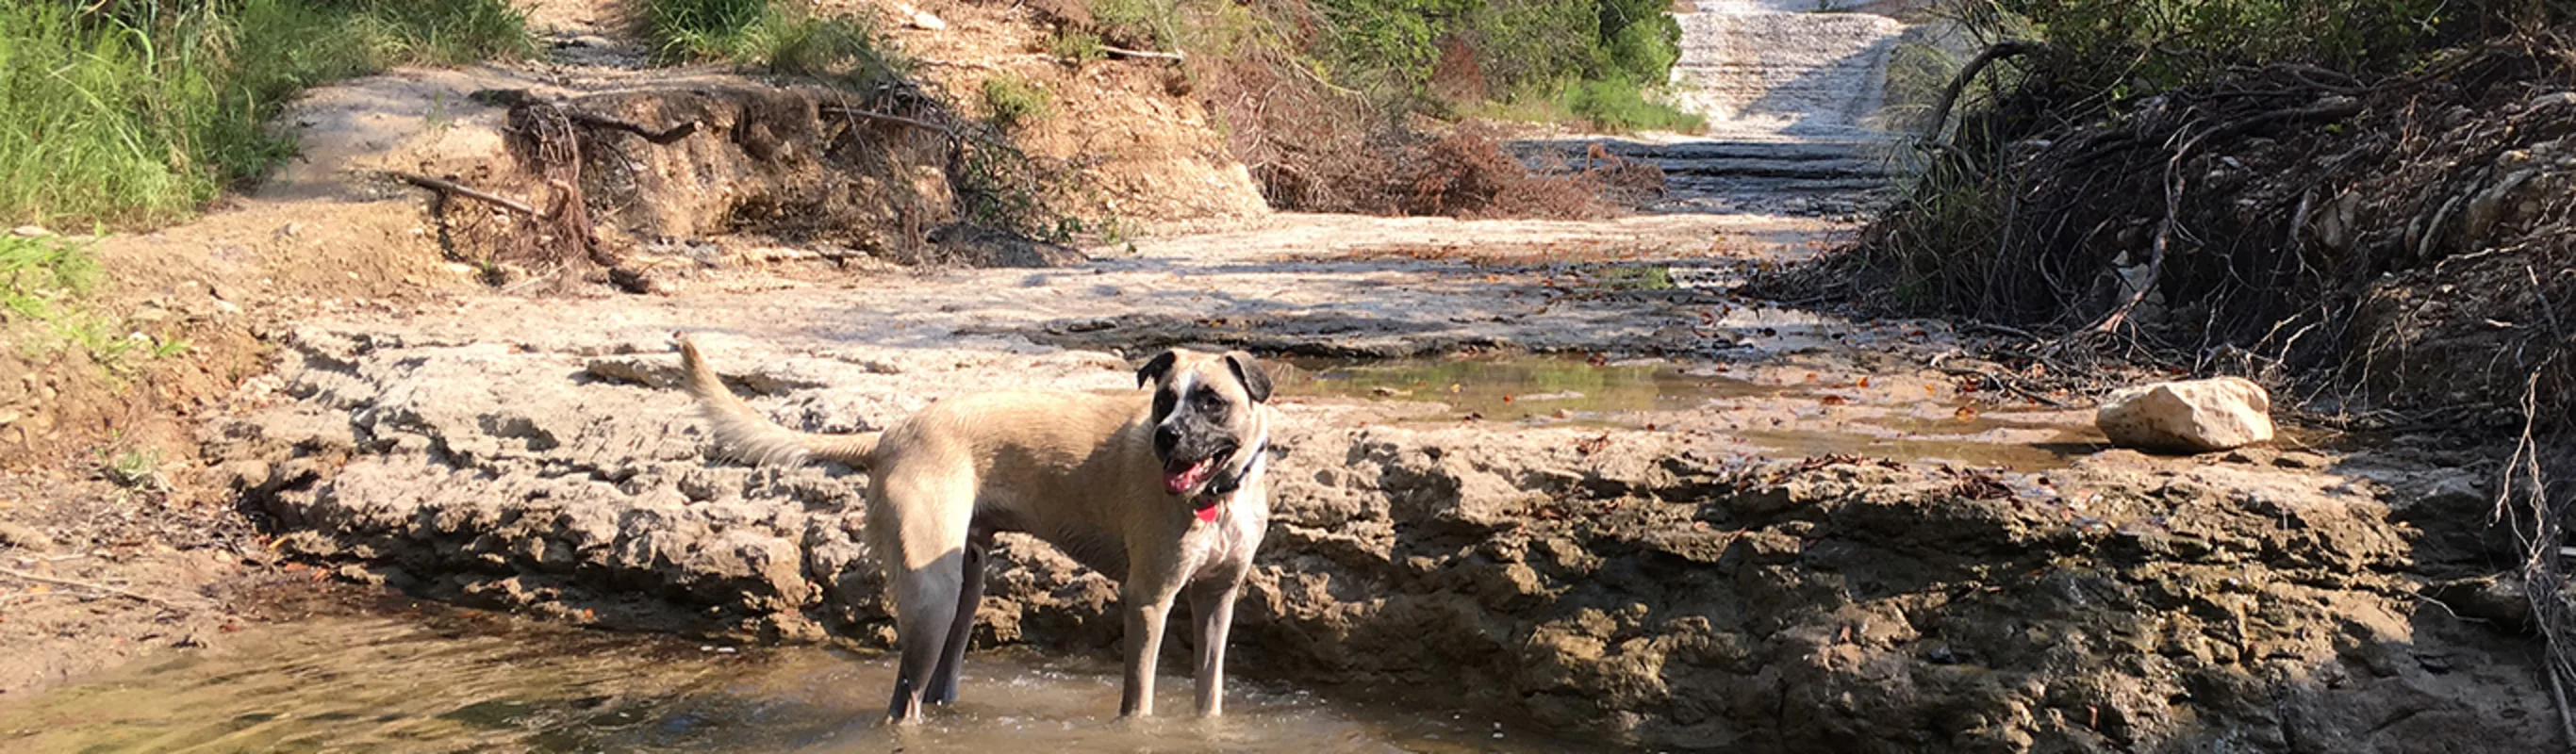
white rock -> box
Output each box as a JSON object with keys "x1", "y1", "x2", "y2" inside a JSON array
[
  {"x1": 2096, "y1": 377, "x2": 2275, "y2": 453},
  {"x1": 908, "y1": 9, "x2": 946, "y2": 30}
]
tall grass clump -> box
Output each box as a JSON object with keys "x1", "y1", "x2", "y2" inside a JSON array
[
  {"x1": 0, "y1": 0, "x2": 533, "y2": 228},
  {"x1": 0, "y1": 234, "x2": 100, "y2": 323},
  {"x1": 1559, "y1": 78, "x2": 1702, "y2": 132},
  {"x1": 642, "y1": 0, "x2": 910, "y2": 86},
  {"x1": 981, "y1": 74, "x2": 1054, "y2": 130}
]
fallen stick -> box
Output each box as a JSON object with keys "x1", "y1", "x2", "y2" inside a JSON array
[
  {"x1": 390, "y1": 172, "x2": 545, "y2": 218},
  {"x1": 1099, "y1": 44, "x2": 1184, "y2": 61},
  {"x1": 2553, "y1": 664, "x2": 2576, "y2": 749},
  {"x1": 818, "y1": 106, "x2": 953, "y2": 135},
  {"x1": 0, "y1": 566, "x2": 186, "y2": 609},
  {"x1": 1937, "y1": 367, "x2": 2071, "y2": 408},
  {"x1": 567, "y1": 112, "x2": 700, "y2": 144}
]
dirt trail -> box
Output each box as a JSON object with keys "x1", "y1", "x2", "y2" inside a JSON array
[{"x1": 184, "y1": 207, "x2": 2553, "y2": 750}]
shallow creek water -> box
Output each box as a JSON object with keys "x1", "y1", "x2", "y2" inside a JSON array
[
  {"x1": 1281, "y1": 354, "x2": 2110, "y2": 471},
  {"x1": 0, "y1": 599, "x2": 1575, "y2": 753}
]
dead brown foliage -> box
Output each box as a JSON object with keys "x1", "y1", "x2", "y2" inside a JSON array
[{"x1": 1032, "y1": 0, "x2": 1660, "y2": 220}]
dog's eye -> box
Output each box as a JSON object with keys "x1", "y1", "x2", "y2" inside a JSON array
[
  {"x1": 1192, "y1": 387, "x2": 1224, "y2": 414},
  {"x1": 1153, "y1": 391, "x2": 1177, "y2": 416}
]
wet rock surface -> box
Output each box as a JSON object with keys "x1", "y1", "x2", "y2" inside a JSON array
[{"x1": 205, "y1": 215, "x2": 2553, "y2": 752}]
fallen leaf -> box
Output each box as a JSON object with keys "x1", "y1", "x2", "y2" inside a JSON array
[
  {"x1": 1955, "y1": 406, "x2": 1981, "y2": 420},
  {"x1": 1820, "y1": 395, "x2": 1851, "y2": 406}
]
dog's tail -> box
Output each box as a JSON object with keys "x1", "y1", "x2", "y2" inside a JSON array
[{"x1": 677, "y1": 336, "x2": 880, "y2": 468}]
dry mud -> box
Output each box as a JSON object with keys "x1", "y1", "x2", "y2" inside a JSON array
[{"x1": 204, "y1": 213, "x2": 2556, "y2": 751}]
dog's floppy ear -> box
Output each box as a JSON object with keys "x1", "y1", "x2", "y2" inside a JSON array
[
  {"x1": 1136, "y1": 351, "x2": 1180, "y2": 388},
  {"x1": 1224, "y1": 351, "x2": 1272, "y2": 403}
]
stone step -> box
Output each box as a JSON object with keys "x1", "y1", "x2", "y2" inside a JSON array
[{"x1": 1666, "y1": 10, "x2": 1905, "y2": 136}]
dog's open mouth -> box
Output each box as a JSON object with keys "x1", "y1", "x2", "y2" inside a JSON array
[{"x1": 1163, "y1": 456, "x2": 1216, "y2": 496}]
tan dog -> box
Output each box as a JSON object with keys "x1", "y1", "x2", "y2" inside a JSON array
[{"x1": 676, "y1": 337, "x2": 1275, "y2": 722}]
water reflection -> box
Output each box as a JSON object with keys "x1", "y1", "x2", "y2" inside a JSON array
[{"x1": 0, "y1": 599, "x2": 1577, "y2": 753}]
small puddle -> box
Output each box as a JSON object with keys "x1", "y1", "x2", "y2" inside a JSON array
[
  {"x1": 0, "y1": 600, "x2": 1575, "y2": 753},
  {"x1": 1281, "y1": 354, "x2": 2109, "y2": 470},
  {"x1": 1279, "y1": 354, "x2": 1774, "y2": 423}
]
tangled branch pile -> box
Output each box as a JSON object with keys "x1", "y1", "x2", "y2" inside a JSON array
[{"x1": 1788, "y1": 1, "x2": 2576, "y2": 729}]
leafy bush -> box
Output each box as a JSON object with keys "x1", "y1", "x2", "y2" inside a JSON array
[
  {"x1": 642, "y1": 0, "x2": 908, "y2": 86},
  {"x1": 1309, "y1": 0, "x2": 1681, "y2": 105},
  {"x1": 1560, "y1": 77, "x2": 1703, "y2": 132},
  {"x1": 1973, "y1": 0, "x2": 2470, "y2": 99},
  {"x1": 982, "y1": 74, "x2": 1055, "y2": 130},
  {"x1": 0, "y1": 0, "x2": 533, "y2": 227}
]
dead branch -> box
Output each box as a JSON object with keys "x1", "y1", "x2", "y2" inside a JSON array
[
  {"x1": 2092, "y1": 98, "x2": 2364, "y2": 333},
  {"x1": 391, "y1": 172, "x2": 545, "y2": 218},
  {"x1": 1937, "y1": 367, "x2": 2071, "y2": 408},
  {"x1": 1922, "y1": 40, "x2": 2044, "y2": 144},
  {"x1": 1099, "y1": 44, "x2": 1185, "y2": 61},
  {"x1": 0, "y1": 566, "x2": 189, "y2": 609},
  {"x1": 819, "y1": 106, "x2": 953, "y2": 136},
  {"x1": 567, "y1": 111, "x2": 700, "y2": 144}
]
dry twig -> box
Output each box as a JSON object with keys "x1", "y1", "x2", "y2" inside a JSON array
[
  {"x1": 0, "y1": 566, "x2": 189, "y2": 610},
  {"x1": 390, "y1": 172, "x2": 544, "y2": 217}
]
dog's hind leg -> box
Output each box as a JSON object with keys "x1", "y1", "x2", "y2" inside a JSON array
[
  {"x1": 884, "y1": 556, "x2": 960, "y2": 723},
  {"x1": 922, "y1": 532, "x2": 992, "y2": 706},
  {"x1": 1185, "y1": 578, "x2": 1243, "y2": 716},
  {"x1": 874, "y1": 470, "x2": 975, "y2": 723}
]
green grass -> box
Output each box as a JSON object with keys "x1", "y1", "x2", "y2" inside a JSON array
[
  {"x1": 1, "y1": 234, "x2": 99, "y2": 322},
  {"x1": 0, "y1": 232, "x2": 187, "y2": 369},
  {"x1": 981, "y1": 74, "x2": 1054, "y2": 130},
  {"x1": 0, "y1": 0, "x2": 534, "y2": 229},
  {"x1": 642, "y1": 0, "x2": 908, "y2": 86},
  {"x1": 101, "y1": 446, "x2": 167, "y2": 490},
  {"x1": 1559, "y1": 78, "x2": 1704, "y2": 133},
  {"x1": 1585, "y1": 264, "x2": 1676, "y2": 290},
  {"x1": 1049, "y1": 28, "x2": 1109, "y2": 62}
]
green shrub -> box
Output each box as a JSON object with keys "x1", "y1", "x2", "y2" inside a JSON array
[
  {"x1": 1305, "y1": 0, "x2": 1683, "y2": 128},
  {"x1": 1560, "y1": 78, "x2": 1703, "y2": 132},
  {"x1": 1977, "y1": 0, "x2": 2463, "y2": 97},
  {"x1": 1093, "y1": 0, "x2": 1181, "y2": 48},
  {"x1": 0, "y1": 0, "x2": 532, "y2": 227},
  {"x1": 982, "y1": 74, "x2": 1055, "y2": 130},
  {"x1": 1049, "y1": 28, "x2": 1109, "y2": 61},
  {"x1": 0, "y1": 234, "x2": 98, "y2": 322},
  {"x1": 642, "y1": 0, "x2": 907, "y2": 87}
]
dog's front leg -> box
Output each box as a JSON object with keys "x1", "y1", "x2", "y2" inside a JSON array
[
  {"x1": 1185, "y1": 579, "x2": 1242, "y2": 716},
  {"x1": 1118, "y1": 583, "x2": 1183, "y2": 717}
]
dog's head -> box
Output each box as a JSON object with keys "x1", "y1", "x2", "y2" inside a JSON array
[{"x1": 1135, "y1": 348, "x2": 1272, "y2": 500}]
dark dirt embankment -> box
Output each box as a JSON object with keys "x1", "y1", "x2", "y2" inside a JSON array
[
  {"x1": 203, "y1": 307, "x2": 2555, "y2": 751},
  {"x1": 1781, "y1": 18, "x2": 2576, "y2": 727}
]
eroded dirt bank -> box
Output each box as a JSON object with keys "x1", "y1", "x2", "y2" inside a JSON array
[{"x1": 206, "y1": 213, "x2": 2555, "y2": 751}]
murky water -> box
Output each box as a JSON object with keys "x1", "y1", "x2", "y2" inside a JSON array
[
  {"x1": 1281, "y1": 354, "x2": 2109, "y2": 470},
  {"x1": 0, "y1": 600, "x2": 1575, "y2": 754}
]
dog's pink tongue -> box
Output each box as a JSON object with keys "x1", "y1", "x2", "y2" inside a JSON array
[{"x1": 1164, "y1": 457, "x2": 1214, "y2": 495}]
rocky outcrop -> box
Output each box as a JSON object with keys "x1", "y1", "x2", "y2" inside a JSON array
[
  {"x1": 2096, "y1": 377, "x2": 2277, "y2": 453},
  {"x1": 209, "y1": 325, "x2": 2551, "y2": 752},
  {"x1": 1669, "y1": 1, "x2": 1905, "y2": 137}
]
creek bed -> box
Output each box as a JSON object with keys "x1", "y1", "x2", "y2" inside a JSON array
[{"x1": 0, "y1": 598, "x2": 1578, "y2": 753}]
